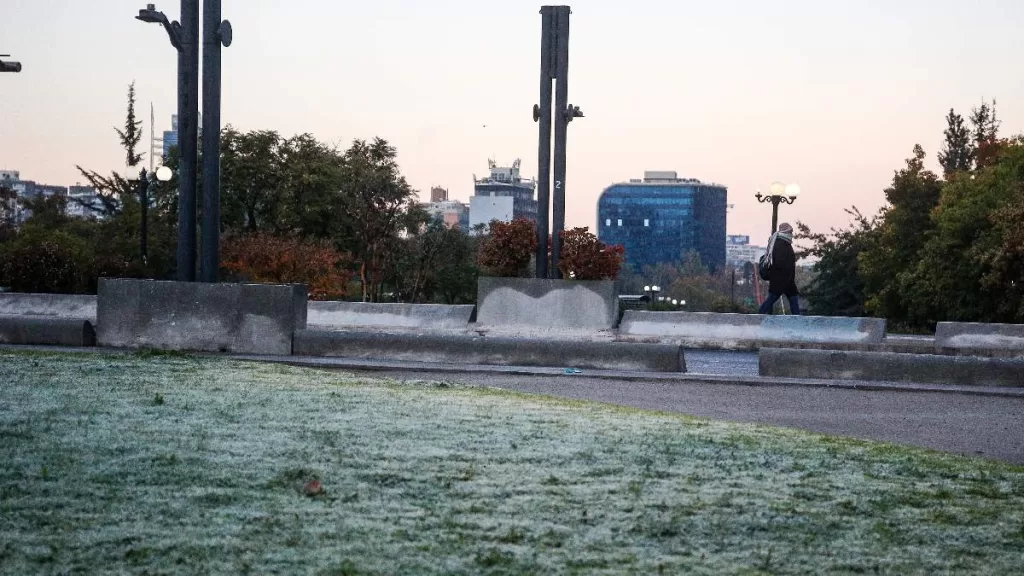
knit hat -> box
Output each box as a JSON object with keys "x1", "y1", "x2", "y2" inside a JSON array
[{"x1": 778, "y1": 223, "x2": 793, "y2": 234}]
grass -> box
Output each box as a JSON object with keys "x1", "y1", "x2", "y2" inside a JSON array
[{"x1": 1, "y1": 351, "x2": 1023, "y2": 574}]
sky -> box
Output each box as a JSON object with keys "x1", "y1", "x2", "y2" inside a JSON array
[{"x1": 1, "y1": 0, "x2": 1022, "y2": 242}]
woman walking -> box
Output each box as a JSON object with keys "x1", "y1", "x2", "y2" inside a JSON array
[{"x1": 758, "y1": 222, "x2": 800, "y2": 315}]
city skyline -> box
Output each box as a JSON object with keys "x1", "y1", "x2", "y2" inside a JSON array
[{"x1": 1, "y1": 0, "x2": 1022, "y2": 242}]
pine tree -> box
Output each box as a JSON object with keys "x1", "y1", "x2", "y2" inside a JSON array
[
  {"x1": 970, "y1": 98, "x2": 1002, "y2": 169},
  {"x1": 115, "y1": 82, "x2": 144, "y2": 169},
  {"x1": 937, "y1": 108, "x2": 972, "y2": 178}
]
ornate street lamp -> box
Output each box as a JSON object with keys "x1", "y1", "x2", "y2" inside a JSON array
[{"x1": 755, "y1": 181, "x2": 801, "y2": 234}]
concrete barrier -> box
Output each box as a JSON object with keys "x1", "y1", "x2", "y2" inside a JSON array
[
  {"x1": 294, "y1": 329, "x2": 685, "y2": 372},
  {"x1": 620, "y1": 311, "x2": 886, "y2": 348},
  {"x1": 476, "y1": 277, "x2": 618, "y2": 330},
  {"x1": 307, "y1": 301, "x2": 474, "y2": 331},
  {"x1": 97, "y1": 279, "x2": 307, "y2": 355},
  {"x1": 936, "y1": 322, "x2": 1024, "y2": 352},
  {"x1": 0, "y1": 293, "x2": 97, "y2": 320},
  {"x1": 760, "y1": 347, "x2": 1024, "y2": 387},
  {"x1": 0, "y1": 317, "x2": 96, "y2": 347}
]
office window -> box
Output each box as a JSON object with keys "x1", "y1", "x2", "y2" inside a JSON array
[
  {"x1": 617, "y1": 219, "x2": 622, "y2": 227},
  {"x1": 605, "y1": 219, "x2": 611, "y2": 226},
  {"x1": 644, "y1": 219, "x2": 650, "y2": 227}
]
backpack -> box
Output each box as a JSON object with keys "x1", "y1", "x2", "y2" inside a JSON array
[{"x1": 758, "y1": 253, "x2": 771, "y2": 281}]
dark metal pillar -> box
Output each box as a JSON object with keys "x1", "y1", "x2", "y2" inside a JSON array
[
  {"x1": 550, "y1": 6, "x2": 570, "y2": 279},
  {"x1": 177, "y1": 0, "x2": 200, "y2": 282},
  {"x1": 200, "y1": 0, "x2": 231, "y2": 283},
  {"x1": 534, "y1": 8, "x2": 555, "y2": 279},
  {"x1": 138, "y1": 170, "x2": 149, "y2": 264}
]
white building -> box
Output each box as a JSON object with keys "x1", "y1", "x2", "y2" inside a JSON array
[{"x1": 469, "y1": 196, "x2": 514, "y2": 234}]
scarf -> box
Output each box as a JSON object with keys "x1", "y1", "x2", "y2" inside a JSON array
[{"x1": 764, "y1": 230, "x2": 793, "y2": 267}]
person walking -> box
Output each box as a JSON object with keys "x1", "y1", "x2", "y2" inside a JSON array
[{"x1": 758, "y1": 222, "x2": 800, "y2": 315}]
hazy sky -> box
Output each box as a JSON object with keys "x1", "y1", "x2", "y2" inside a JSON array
[{"x1": 2, "y1": 0, "x2": 1021, "y2": 241}]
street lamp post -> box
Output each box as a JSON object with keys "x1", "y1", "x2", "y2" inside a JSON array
[
  {"x1": 137, "y1": 1, "x2": 199, "y2": 282},
  {"x1": 136, "y1": 165, "x2": 174, "y2": 263},
  {"x1": 755, "y1": 181, "x2": 801, "y2": 234},
  {"x1": 643, "y1": 285, "x2": 661, "y2": 310},
  {"x1": 0, "y1": 54, "x2": 22, "y2": 73}
]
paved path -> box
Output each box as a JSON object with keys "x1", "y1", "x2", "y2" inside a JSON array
[{"x1": 348, "y1": 368, "x2": 1024, "y2": 465}]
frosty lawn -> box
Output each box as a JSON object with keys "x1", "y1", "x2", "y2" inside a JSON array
[{"x1": 2, "y1": 351, "x2": 1023, "y2": 574}]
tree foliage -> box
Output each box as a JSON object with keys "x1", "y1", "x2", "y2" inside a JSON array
[
  {"x1": 477, "y1": 218, "x2": 538, "y2": 278},
  {"x1": 221, "y1": 232, "x2": 352, "y2": 300},
  {"x1": 557, "y1": 227, "x2": 624, "y2": 281},
  {"x1": 938, "y1": 109, "x2": 972, "y2": 177}
]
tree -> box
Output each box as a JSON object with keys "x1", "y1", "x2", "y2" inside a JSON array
[
  {"x1": 858, "y1": 144, "x2": 943, "y2": 326},
  {"x1": 74, "y1": 83, "x2": 146, "y2": 218},
  {"x1": 339, "y1": 138, "x2": 418, "y2": 302},
  {"x1": 970, "y1": 99, "x2": 1002, "y2": 169},
  {"x1": 796, "y1": 208, "x2": 880, "y2": 318},
  {"x1": 903, "y1": 138, "x2": 1024, "y2": 324},
  {"x1": 220, "y1": 127, "x2": 286, "y2": 231},
  {"x1": 938, "y1": 109, "x2": 972, "y2": 177}
]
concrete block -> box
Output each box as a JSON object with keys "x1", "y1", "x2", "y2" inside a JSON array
[
  {"x1": 97, "y1": 278, "x2": 307, "y2": 355},
  {"x1": 307, "y1": 301, "x2": 473, "y2": 331},
  {"x1": 0, "y1": 316, "x2": 96, "y2": 347},
  {"x1": 936, "y1": 322, "x2": 1024, "y2": 351},
  {"x1": 476, "y1": 277, "x2": 617, "y2": 330},
  {"x1": 620, "y1": 311, "x2": 886, "y2": 348},
  {"x1": 0, "y1": 293, "x2": 97, "y2": 320},
  {"x1": 759, "y1": 347, "x2": 1024, "y2": 387},
  {"x1": 294, "y1": 330, "x2": 685, "y2": 372}
]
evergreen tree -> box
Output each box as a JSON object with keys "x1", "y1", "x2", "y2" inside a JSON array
[
  {"x1": 115, "y1": 82, "x2": 144, "y2": 169},
  {"x1": 937, "y1": 108, "x2": 972, "y2": 177}
]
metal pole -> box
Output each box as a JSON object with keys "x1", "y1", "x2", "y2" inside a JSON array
[
  {"x1": 550, "y1": 6, "x2": 570, "y2": 279},
  {"x1": 177, "y1": 0, "x2": 199, "y2": 282},
  {"x1": 771, "y1": 198, "x2": 779, "y2": 234},
  {"x1": 535, "y1": 8, "x2": 555, "y2": 279},
  {"x1": 200, "y1": 0, "x2": 224, "y2": 283},
  {"x1": 138, "y1": 170, "x2": 149, "y2": 264}
]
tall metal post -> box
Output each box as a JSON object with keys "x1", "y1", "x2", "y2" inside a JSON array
[
  {"x1": 138, "y1": 169, "x2": 149, "y2": 263},
  {"x1": 177, "y1": 0, "x2": 200, "y2": 282},
  {"x1": 534, "y1": 8, "x2": 555, "y2": 279},
  {"x1": 550, "y1": 6, "x2": 570, "y2": 279},
  {"x1": 201, "y1": 0, "x2": 231, "y2": 283}
]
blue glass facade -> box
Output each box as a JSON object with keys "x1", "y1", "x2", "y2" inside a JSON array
[{"x1": 598, "y1": 180, "x2": 727, "y2": 272}]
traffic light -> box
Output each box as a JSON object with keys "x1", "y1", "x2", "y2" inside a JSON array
[{"x1": 0, "y1": 55, "x2": 22, "y2": 73}]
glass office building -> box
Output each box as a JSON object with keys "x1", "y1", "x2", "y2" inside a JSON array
[{"x1": 598, "y1": 171, "x2": 727, "y2": 272}]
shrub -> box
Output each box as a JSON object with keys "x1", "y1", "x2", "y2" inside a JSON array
[
  {"x1": 557, "y1": 227, "x2": 625, "y2": 281},
  {"x1": 0, "y1": 230, "x2": 94, "y2": 293},
  {"x1": 477, "y1": 219, "x2": 538, "y2": 277},
  {"x1": 221, "y1": 232, "x2": 353, "y2": 300}
]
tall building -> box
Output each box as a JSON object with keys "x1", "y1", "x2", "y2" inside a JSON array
[
  {"x1": 162, "y1": 114, "x2": 179, "y2": 158},
  {"x1": 598, "y1": 171, "x2": 728, "y2": 272},
  {"x1": 469, "y1": 159, "x2": 538, "y2": 230},
  {"x1": 423, "y1": 198, "x2": 470, "y2": 230}
]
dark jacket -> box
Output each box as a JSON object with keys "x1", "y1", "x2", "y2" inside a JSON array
[{"x1": 768, "y1": 239, "x2": 798, "y2": 296}]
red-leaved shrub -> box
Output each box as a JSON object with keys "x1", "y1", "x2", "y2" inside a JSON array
[
  {"x1": 221, "y1": 232, "x2": 352, "y2": 300},
  {"x1": 478, "y1": 218, "x2": 538, "y2": 277},
  {"x1": 557, "y1": 227, "x2": 625, "y2": 280}
]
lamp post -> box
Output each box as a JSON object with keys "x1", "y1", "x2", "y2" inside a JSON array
[
  {"x1": 755, "y1": 181, "x2": 801, "y2": 234},
  {"x1": 0, "y1": 54, "x2": 22, "y2": 73},
  {"x1": 137, "y1": 2, "x2": 199, "y2": 282},
  {"x1": 643, "y1": 285, "x2": 661, "y2": 310},
  {"x1": 136, "y1": 165, "x2": 174, "y2": 263}
]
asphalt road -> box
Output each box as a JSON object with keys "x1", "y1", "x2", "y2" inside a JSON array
[{"x1": 353, "y1": 367, "x2": 1024, "y2": 465}]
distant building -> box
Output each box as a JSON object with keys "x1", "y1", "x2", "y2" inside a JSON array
[
  {"x1": 67, "y1": 185, "x2": 103, "y2": 219},
  {"x1": 430, "y1": 186, "x2": 448, "y2": 203},
  {"x1": 598, "y1": 170, "x2": 728, "y2": 272},
  {"x1": 726, "y1": 235, "x2": 766, "y2": 268},
  {"x1": 0, "y1": 170, "x2": 20, "y2": 184},
  {"x1": 423, "y1": 198, "x2": 470, "y2": 231},
  {"x1": 470, "y1": 159, "x2": 537, "y2": 230},
  {"x1": 162, "y1": 114, "x2": 179, "y2": 158}
]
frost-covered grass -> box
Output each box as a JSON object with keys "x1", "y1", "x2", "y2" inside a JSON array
[{"x1": 2, "y1": 351, "x2": 1023, "y2": 575}]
